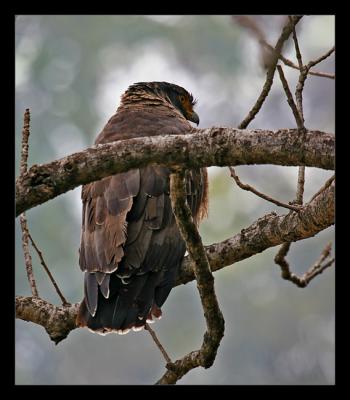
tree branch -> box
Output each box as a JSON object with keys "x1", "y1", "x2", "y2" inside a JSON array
[
  {"x1": 154, "y1": 172, "x2": 225, "y2": 384},
  {"x1": 238, "y1": 15, "x2": 302, "y2": 129},
  {"x1": 176, "y1": 179, "x2": 334, "y2": 286},
  {"x1": 227, "y1": 17, "x2": 307, "y2": 223},
  {"x1": 16, "y1": 179, "x2": 334, "y2": 343},
  {"x1": 233, "y1": 16, "x2": 334, "y2": 80},
  {"x1": 20, "y1": 215, "x2": 39, "y2": 298},
  {"x1": 19, "y1": 108, "x2": 39, "y2": 298},
  {"x1": 275, "y1": 242, "x2": 334, "y2": 287},
  {"x1": 145, "y1": 324, "x2": 172, "y2": 365},
  {"x1": 308, "y1": 47, "x2": 335, "y2": 69},
  {"x1": 28, "y1": 233, "x2": 69, "y2": 306},
  {"x1": 15, "y1": 128, "x2": 334, "y2": 216},
  {"x1": 228, "y1": 166, "x2": 302, "y2": 212},
  {"x1": 309, "y1": 174, "x2": 335, "y2": 202},
  {"x1": 15, "y1": 296, "x2": 79, "y2": 344}
]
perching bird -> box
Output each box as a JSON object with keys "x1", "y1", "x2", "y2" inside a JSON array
[{"x1": 76, "y1": 82, "x2": 208, "y2": 335}]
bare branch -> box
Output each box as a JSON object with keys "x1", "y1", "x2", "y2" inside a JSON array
[
  {"x1": 303, "y1": 257, "x2": 335, "y2": 285},
  {"x1": 228, "y1": 166, "x2": 302, "y2": 212},
  {"x1": 238, "y1": 15, "x2": 303, "y2": 129},
  {"x1": 28, "y1": 233, "x2": 69, "y2": 306},
  {"x1": 274, "y1": 40, "x2": 335, "y2": 281},
  {"x1": 19, "y1": 108, "x2": 39, "y2": 298},
  {"x1": 233, "y1": 16, "x2": 334, "y2": 79},
  {"x1": 275, "y1": 242, "x2": 292, "y2": 279},
  {"x1": 145, "y1": 324, "x2": 172, "y2": 365},
  {"x1": 309, "y1": 174, "x2": 335, "y2": 202},
  {"x1": 19, "y1": 215, "x2": 39, "y2": 297},
  {"x1": 275, "y1": 242, "x2": 334, "y2": 288},
  {"x1": 156, "y1": 171, "x2": 225, "y2": 384},
  {"x1": 15, "y1": 128, "x2": 335, "y2": 216},
  {"x1": 277, "y1": 65, "x2": 305, "y2": 131},
  {"x1": 292, "y1": 25, "x2": 305, "y2": 123},
  {"x1": 276, "y1": 33, "x2": 307, "y2": 273},
  {"x1": 308, "y1": 47, "x2": 335, "y2": 69},
  {"x1": 270, "y1": 46, "x2": 334, "y2": 78},
  {"x1": 177, "y1": 179, "x2": 334, "y2": 286},
  {"x1": 291, "y1": 20, "x2": 303, "y2": 71},
  {"x1": 15, "y1": 296, "x2": 79, "y2": 344},
  {"x1": 296, "y1": 166, "x2": 305, "y2": 204},
  {"x1": 20, "y1": 109, "x2": 31, "y2": 176}
]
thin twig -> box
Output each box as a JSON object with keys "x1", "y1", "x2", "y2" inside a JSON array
[
  {"x1": 277, "y1": 65, "x2": 305, "y2": 131},
  {"x1": 19, "y1": 108, "x2": 39, "y2": 298},
  {"x1": 238, "y1": 15, "x2": 302, "y2": 129},
  {"x1": 28, "y1": 233, "x2": 69, "y2": 306},
  {"x1": 20, "y1": 215, "x2": 39, "y2": 297},
  {"x1": 233, "y1": 15, "x2": 334, "y2": 79},
  {"x1": 291, "y1": 20, "x2": 303, "y2": 70},
  {"x1": 261, "y1": 42, "x2": 334, "y2": 79},
  {"x1": 308, "y1": 47, "x2": 335, "y2": 69},
  {"x1": 228, "y1": 167, "x2": 302, "y2": 212},
  {"x1": 303, "y1": 257, "x2": 335, "y2": 285},
  {"x1": 309, "y1": 175, "x2": 335, "y2": 202},
  {"x1": 275, "y1": 242, "x2": 334, "y2": 287},
  {"x1": 292, "y1": 22, "x2": 305, "y2": 121},
  {"x1": 145, "y1": 323, "x2": 172, "y2": 365},
  {"x1": 20, "y1": 109, "x2": 31, "y2": 176}
]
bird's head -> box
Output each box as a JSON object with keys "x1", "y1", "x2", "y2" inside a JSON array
[{"x1": 125, "y1": 81, "x2": 199, "y2": 126}]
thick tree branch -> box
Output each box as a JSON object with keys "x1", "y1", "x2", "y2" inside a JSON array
[
  {"x1": 16, "y1": 179, "x2": 334, "y2": 343},
  {"x1": 15, "y1": 128, "x2": 334, "y2": 216},
  {"x1": 176, "y1": 179, "x2": 334, "y2": 286},
  {"x1": 15, "y1": 296, "x2": 79, "y2": 344}
]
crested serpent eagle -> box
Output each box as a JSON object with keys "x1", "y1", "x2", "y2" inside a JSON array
[{"x1": 77, "y1": 82, "x2": 208, "y2": 334}]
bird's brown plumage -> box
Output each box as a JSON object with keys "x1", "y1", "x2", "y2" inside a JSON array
[{"x1": 76, "y1": 82, "x2": 208, "y2": 334}]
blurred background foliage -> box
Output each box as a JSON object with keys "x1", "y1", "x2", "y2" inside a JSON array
[{"x1": 15, "y1": 15, "x2": 335, "y2": 385}]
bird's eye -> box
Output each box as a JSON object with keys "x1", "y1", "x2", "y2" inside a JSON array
[{"x1": 179, "y1": 95, "x2": 185, "y2": 103}]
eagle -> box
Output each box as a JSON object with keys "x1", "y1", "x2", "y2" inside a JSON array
[{"x1": 76, "y1": 82, "x2": 208, "y2": 335}]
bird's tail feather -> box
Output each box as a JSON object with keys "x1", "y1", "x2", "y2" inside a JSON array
[{"x1": 76, "y1": 271, "x2": 164, "y2": 334}]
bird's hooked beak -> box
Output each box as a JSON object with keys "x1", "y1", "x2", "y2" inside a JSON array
[{"x1": 188, "y1": 111, "x2": 200, "y2": 126}]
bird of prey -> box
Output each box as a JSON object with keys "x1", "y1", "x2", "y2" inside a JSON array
[{"x1": 76, "y1": 82, "x2": 208, "y2": 335}]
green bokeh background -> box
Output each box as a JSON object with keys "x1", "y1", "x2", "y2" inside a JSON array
[{"x1": 15, "y1": 15, "x2": 335, "y2": 385}]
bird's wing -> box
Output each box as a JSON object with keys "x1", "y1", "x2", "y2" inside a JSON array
[
  {"x1": 79, "y1": 164, "x2": 180, "y2": 317},
  {"x1": 79, "y1": 169, "x2": 140, "y2": 315}
]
